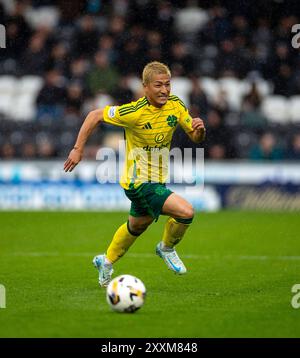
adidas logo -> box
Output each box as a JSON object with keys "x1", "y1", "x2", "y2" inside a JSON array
[{"x1": 142, "y1": 122, "x2": 152, "y2": 129}]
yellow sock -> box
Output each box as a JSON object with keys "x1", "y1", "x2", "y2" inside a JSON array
[
  {"x1": 106, "y1": 222, "x2": 139, "y2": 264},
  {"x1": 162, "y1": 217, "x2": 193, "y2": 248}
]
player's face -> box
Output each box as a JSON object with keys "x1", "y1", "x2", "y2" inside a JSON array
[{"x1": 144, "y1": 73, "x2": 171, "y2": 107}]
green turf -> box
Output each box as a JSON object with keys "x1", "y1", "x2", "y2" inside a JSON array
[{"x1": 0, "y1": 211, "x2": 300, "y2": 338}]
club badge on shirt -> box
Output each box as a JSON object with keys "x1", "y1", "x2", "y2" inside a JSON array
[{"x1": 108, "y1": 106, "x2": 117, "y2": 118}]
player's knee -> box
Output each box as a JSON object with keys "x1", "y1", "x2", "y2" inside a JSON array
[
  {"x1": 129, "y1": 220, "x2": 152, "y2": 235},
  {"x1": 130, "y1": 223, "x2": 148, "y2": 235},
  {"x1": 181, "y1": 204, "x2": 194, "y2": 220}
]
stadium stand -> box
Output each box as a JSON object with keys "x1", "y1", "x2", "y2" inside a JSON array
[{"x1": 0, "y1": 0, "x2": 299, "y2": 160}]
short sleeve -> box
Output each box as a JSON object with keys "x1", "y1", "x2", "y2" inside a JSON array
[
  {"x1": 103, "y1": 105, "x2": 136, "y2": 128},
  {"x1": 177, "y1": 99, "x2": 193, "y2": 133}
]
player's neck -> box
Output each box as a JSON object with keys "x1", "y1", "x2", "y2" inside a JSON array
[{"x1": 145, "y1": 96, "x2": 165, "y2": 109}]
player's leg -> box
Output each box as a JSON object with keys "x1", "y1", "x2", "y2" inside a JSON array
[
  {"x1": 161, "y1": 193, "x2": 194, "y2": 247},
  {"x1": 106, "y1": 215, "x2": 154, "y2": 263},
  {"x1": 93, "y1": 215, "x2": 153, "y2": 287},
  {"x1": 156, "y1": 193, "x2": 194, "y2": 274},
  {"x1": 162, "y1": 193, "x2": 194, "y2": 220}
]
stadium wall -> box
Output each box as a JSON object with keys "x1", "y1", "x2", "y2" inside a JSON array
[{"x1": 0, "y1": 161, "x2": 299, "y2": 211}]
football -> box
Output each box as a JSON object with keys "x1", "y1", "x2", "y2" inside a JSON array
[{"x1": 106, "y1": 274, "x2": 146, "y2": 313}]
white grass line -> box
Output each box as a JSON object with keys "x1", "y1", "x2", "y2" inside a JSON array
[{"x1": 5, "y1": 252, "x2": 300, "y2": 261}]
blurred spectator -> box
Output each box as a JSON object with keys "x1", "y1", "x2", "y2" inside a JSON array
[
  {"x1": 211, "y1": 89, "x2": 230, "y2": 117},
  {"x1": 276, "y1": 15, "x2": 297, "y2": 44},
  {"x1": 290, "y1": 68, "x2": 300, "y2": 95},
  {"x1": 273, "y1": 64, "x2": 293, "y2": 97},
  {"x1": 84, "y1": 144, "x2": 101, "y2": 159},
  {"x1": 127, "y1": 0, "x2": 158, "y2": 28},
  {"x1": 208, "y1": 144, "x2": 226, "y2": 160},
  {"x1": 112, "y1": 0, "x2": 129, "y2": 17},
  {"x1": 0, "y1": 143, "x2": 15, "y2": 159},
  {"x1": 252, "y1": 17, "x2": 273, "y2": 52},
  {"x1": 116, "y1": 38, "x2": 144, "y2": 76},
  {"x1": 97, "y1": 34, "x2": 117, "y2": 64},
  {"x1": 65, "y1": 82, "x2": 84, "y2": 115},
  {"x1": 88, "y1": 51, "x2": 119, "y2": 95},
  {"x1": 189, "y1": 77, "x2": 209, "y2": 117},
  {"x1": 249, "y1": 133, "x2": 283, "y2": 160},
  {"x1": 37, "y1": 138, "x2": 57, "y2": 158},
  {"x1": 129, "y1": 23, "x2": 146, "y2": 44},
  {"x1": 111, "y1": 76, "x2": 134, "y2": 105},
  {"x1": 286, "y1": 134, "x2": 300, "y2": 160},
  {"x1": 20, "y1": 32, "x2": 49, "y2": 75},
  {"x1": 215, "y1": 39, "x2": 247, "y2": 77},
  {"x1": 68, "y1": 58, "x2": 90, "y2": 86},
  {"x1": 22, "y1": 143, "x2": 37, "y2": 159},
  {"x1": 169, "y1": 42, "x2": 195, "y2": 77},
  {"x1": 0, "y1": 1, "x2": 299, "y2": 160},
  {"x1": 0, "y1": 22, "x2": 23, "y2": 74},
  {"x1": 3, "y1": 0, "x2": 31, "y2": 59},
  {"x1": 204, "y1": 110, "x2": 235, "y2": 159},
  {"x1": 242, "y1": 83, "x2": 262, "y2": 111},
  {"x1": 241, "y1": 82, "x2": 267, "y2": 129},
  {"x1": 107, "y1": 16, "x2": 126, "y2": 47},
  {"x1": 264, "y1": 42, "x2": 292, "y2": 80},
  {"x1": 74, "y1": 15, "x2": 99, "y2": 58},
  {"x1": 0, "y1": 2, "x2": 6, "y2": 24},
  {"x1": 2, "y1": 9, "x2": 31, "y2": 68},
  {"x1": 231, "y1": 15, "x2": 250, "y2": 41},
  {"x1": 36, "y1": 69, "x2": 66, "y2": 120},
  {"x1": 47, "y1": 42, "x2": 69, "y2": 74},
  {"x1": 198, "y1": 5, "x2": 231, "y2": 46},
  {"x1": 156, "y1": 1, "x2": 174, "y2": 48},
  {"x1": 145, "y1": 31, "x2": 163, "y2": 63},
  {"x1": 58, "y1": 0, "x2": 86, "y2": 24},
  {"x1": 240, "y1": 110, "x2": 267, "y2": 130}
]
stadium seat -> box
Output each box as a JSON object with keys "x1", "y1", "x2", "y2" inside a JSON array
[
  {"x1": 18, "y1": 76, "x2": 44, "y2": 96},
  {"x1": 12, "y1": 94, "x2": 37, "y2": 121},
  {"x1": 24, "y1": 6, "x2": 60, "y2": 29},
  {"x1": 171, "y1": 77, "x2": 192, "y2": 105},
  {"x1": 0, "y1": 76, "x2": 17, "y2": 95},
  {"x1": 174, "y1": 7, "x2": 209, "y2": 34},
  {"x1": 0, "y1": 93, "x2": 14, "y2": 117},
  {"x1": 235, "y1": 131, "x2": 258, "y2": 158},
  {"x1": 200, "y1": 77, "x2": 220, "y2": 103},
  {"x1": 219, "y1": 77, "x2": 244, "y2": 110},
  {"x1": 261, "y1": 96, "x2": 290, "y2": 124},
  {"x1": 127, "y1": 76, "x2": 143, "y2": 94},
  {"x1": 242, "y1": 79, "x2": 273, "y2": 98},
  {"x1": 94, "y1": 93, "x2": 114, "y2": 109},
  {"x1": 289, "y1": 96, "x2": 300, "y2": 123},
  {"x1": 255, "y1": 79, "x2": 272, "y2": 97},
  {"x1": 0, "y1": 76, "x2": 42, "y2": 120}
]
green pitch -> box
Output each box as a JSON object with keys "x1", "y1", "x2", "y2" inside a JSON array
[{"x1": 0, "y1": 211, "x2": 300, "y2": 338}]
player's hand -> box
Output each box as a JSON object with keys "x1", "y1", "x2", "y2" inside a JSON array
[
  {"x1": 64, "y1": 148, "x2": 82, "y2": 172},
  {"x1": 192, "y1": 117, "x2": 205, "y2": 132},
  {"x1": 191, "y1": 117, "x2": 206, "y2": 143}
]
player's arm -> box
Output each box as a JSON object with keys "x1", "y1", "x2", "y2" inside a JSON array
[
  {"x1": 175, "y1": 96, "x2": 206, "y2": 144},
  {"x1": 187, "y1": 117, "x2": 206, "y2": 143},
  {"x1": 64, "y1": 108, "x2": 104, "y2": 172}
]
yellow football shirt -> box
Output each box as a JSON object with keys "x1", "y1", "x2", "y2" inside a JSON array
[{"x1": 102, "y1": 95, "x2": 193, "y2": 189}]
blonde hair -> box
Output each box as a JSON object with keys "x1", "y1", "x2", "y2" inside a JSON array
[{"x1": 142, "y1": 61, "x2": 171, "y2": 85}]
